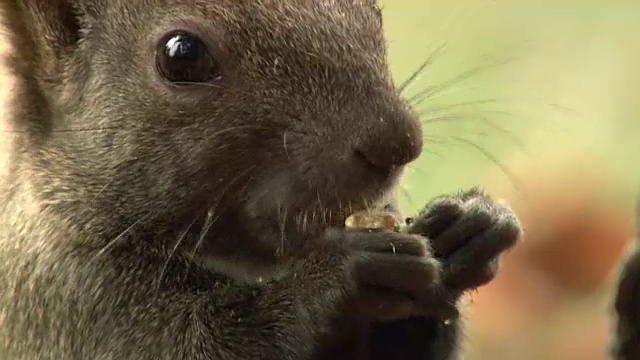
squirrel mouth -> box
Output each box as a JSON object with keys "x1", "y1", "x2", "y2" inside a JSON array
[{"x1": 275, "y1": 197, "x2": 399, "y2": 236}]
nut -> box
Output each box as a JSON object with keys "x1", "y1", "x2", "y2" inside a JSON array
[{"x1": 344, "y1": 212, "x2": 402, "y2": 232}]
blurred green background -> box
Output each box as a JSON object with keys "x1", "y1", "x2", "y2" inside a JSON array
[
  {"x1": 380, "y1": 1, "x2": 640, "y2": 359},
  {"x1": 381, "y1": 0, "x2": 640, "y2": 209}
]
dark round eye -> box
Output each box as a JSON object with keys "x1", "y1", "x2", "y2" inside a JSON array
[{"x1": 156, "y1": 32, "x2": 221, "y2": 84}]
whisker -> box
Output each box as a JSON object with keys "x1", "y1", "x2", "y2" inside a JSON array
[
  {"x1": 155, "y1": 218, "x2": 197, "y2": 291},
  {"x1": 293, "y1": 210, "x2": 302, "y2": 233},
  {"x1": 419, "y1": 97, "x2": 580, "y2": 117},
  {"x1": 182, "y1": 165, "x2": 256, "y2": 272},
  {"x1": 397, "y1": 43, "x2": 448, "y2": 95},
  {"x1": 449, "y1": 135, "x2": 531, "y2": 208},
  {"x1": 187, "y1": 208, "x2": 218, "y2": 264},
  {"x1": 92, "y1": 178, "x2": 115, "y2": 201},
  {"x1": 171, "y1": 81, "x2": 224, "y2": 88},
  {"x1": 348, "y1": 200, "x2": 355, "y2": 218},
  {"x1": 419, "y1": 110, "x2": 516, "y2": 124},
  {"x1": 90, "y1": 214, "x2": 150, "y2": 262},
  {"x1": 362, "y1": 196, "x2": 371, "y2": 212},
  {"x1": 405, "y1": 162, "x2": 431, "y2": 178},
  {"x1": 422, "y1": 135, "x2": 448, "y2": 145},
  {"x1": 419, "y1": 110, "x2": 533, "y2": 158},
  {"x1": 419, "y1": 99, "x2": 500, "y2": 114},
  {"x1": 302, "y1": 208, "x2": 309, "y2": 234},
  {"x1": 421, "y1": 147, "x2": 445, "y2": 159},
  {"x1": 395, "y1": 2, "x2": 486, "y2": 96},
  {"x1": 407, "y1": 57, "x2": 515, "y2": 107},
  {"x1": 420, "y1": 113, "x2": 473, "y2": 125}
]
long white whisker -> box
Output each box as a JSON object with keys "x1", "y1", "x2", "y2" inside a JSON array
[
  {"x1": 155, "y1": 218, "x2": 197, "y2": 291},
  {"x1": 187, "y1": 209, "x2": 218, "y2": 265},
  {"x1": 90, "y1": 214, "x2": 149, "y2": 262}
]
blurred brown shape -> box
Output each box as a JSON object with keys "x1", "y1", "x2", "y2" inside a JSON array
[
  {"x1": 524, "y1": 201, "x2": 631, "y2": 292},
  {"x1": 465, "y1": 151, "x2": 634, "y2": 359},
  {"x1": 486, "y1": 152, "x2": 633, "y2": 293}
]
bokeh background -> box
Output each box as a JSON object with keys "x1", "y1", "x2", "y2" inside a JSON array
[{"x1": 380, "y1": 1, "x2": 640, "y2": 359}]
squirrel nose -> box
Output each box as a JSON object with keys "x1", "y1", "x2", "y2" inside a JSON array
[{"x1": 354, "y1": 111, "x2": 423, "y2": 172}]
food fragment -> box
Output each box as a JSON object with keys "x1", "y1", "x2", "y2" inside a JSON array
[{"x1": 344, "y1": 212, "x2": 402, "y2": 232}]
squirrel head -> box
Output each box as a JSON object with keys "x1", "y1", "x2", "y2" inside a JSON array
[{"x1": 1, "y1": 0, "x2": 423, "y2": 252}]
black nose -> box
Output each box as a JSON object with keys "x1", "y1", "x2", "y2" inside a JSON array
[{"x1": 354, "y1": 109, "x2": 423, "y2": 172}]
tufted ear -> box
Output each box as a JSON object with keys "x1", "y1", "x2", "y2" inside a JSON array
[
  {"x1": 0, "y1": 0, "x2": 91, "y2": 83},
  {"x1": 0, "y1": 0, "x2": 101, "y2": 132}
]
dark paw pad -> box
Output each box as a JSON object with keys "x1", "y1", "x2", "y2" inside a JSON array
[{"x1": 408, "y1": 188, "x2": 522, "y2": 291}]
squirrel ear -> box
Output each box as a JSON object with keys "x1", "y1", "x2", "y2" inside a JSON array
[{"x1": 2, "y1": 1, "x2": 88, "y2": 82}]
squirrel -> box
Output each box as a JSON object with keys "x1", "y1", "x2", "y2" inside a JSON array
[
  {"x1": 0, "y1": 1, "x2": 522, "y2": 359},
  {"x1": 610, "y1": 200, "x2": 640, "y2": 360}
]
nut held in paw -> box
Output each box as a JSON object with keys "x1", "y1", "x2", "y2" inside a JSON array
[{"x1": 345, "y1": 212, "x2": 402, "y2": 232}]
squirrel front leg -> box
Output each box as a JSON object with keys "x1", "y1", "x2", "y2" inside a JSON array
[{"x1": 363, "y1": 188, "x2": 522, "y2": 360}]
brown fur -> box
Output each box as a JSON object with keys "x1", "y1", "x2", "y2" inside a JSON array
[{"x1": 0, "y1": 1, "x2": 521, "y2": 359}]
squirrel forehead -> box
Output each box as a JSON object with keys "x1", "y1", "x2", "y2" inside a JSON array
[
  {"x1": 233, "y1": 1, "x2": 386, "y2": 65},
  {"x1": 102, "y1": 0, "x2": 383, "y2": 29},
  {"x1": 92, "y1": 0, "x2": 389, "y2": 77},
  {"x1": 101, "y1": 0, "x2": 385, "y2": 55}
]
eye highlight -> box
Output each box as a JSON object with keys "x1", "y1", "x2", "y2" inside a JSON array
[{"x1": 156, "y1": 31, "x2": 221, "y2": 84}]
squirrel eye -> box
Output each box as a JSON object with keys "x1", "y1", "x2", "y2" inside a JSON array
[{"x1": 156, "y1": 32, "x2": 221, "y2": 84}]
